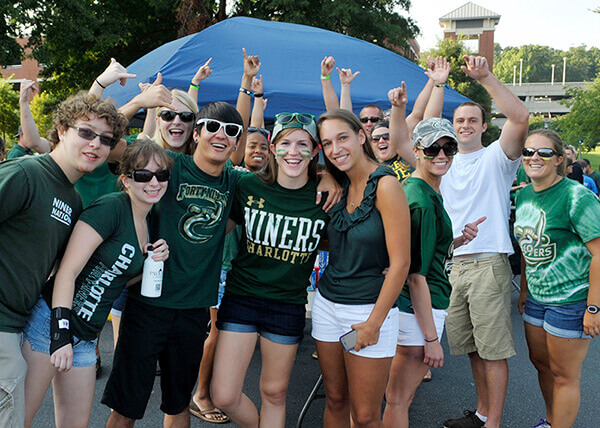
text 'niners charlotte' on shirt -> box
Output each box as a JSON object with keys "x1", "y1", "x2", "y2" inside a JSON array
[
  {"x1": 226, "y1": 173, "x2": 328, "y2": 304},
  {"x1": 0, "y1": 154, "x2": 82, "y2": 332}
]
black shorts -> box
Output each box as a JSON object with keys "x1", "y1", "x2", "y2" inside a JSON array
[{"x1": 101, "y1": 297, "x2": 209, "y2": 419}]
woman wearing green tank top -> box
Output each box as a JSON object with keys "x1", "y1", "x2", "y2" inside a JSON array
[{"x1": 313, "y1": 109, "x2": 411, "y2": 427}]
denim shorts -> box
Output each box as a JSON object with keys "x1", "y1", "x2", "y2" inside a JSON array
[
  {"x1": 216, "y1": 293, "x2": 305, "y2": 345},
  {"x1": 23, "y1": 298, "x2": 97, "y2": 367},
  {"x1": 523, "y1": 296, "x2": 593, "y2": 339}
]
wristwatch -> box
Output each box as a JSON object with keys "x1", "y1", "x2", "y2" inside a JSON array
[{"x1": 587, "y1": 304, "x2": 599, "y2": 314}]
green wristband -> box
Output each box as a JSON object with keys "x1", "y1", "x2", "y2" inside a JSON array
[
  {"x1": 320, "y1": 75, "x2": 330, "y2": 80},
  {"x1": 190, "y1": 83, "x2": 199, "y2": 90}
]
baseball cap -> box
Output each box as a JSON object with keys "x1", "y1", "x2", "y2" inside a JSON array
[
  {"x1": 413, "y1": 118, "x2": 457, "y2": 148},
  {"x1": 272, "y1": 113, "x2": 317, "y2": 142}
]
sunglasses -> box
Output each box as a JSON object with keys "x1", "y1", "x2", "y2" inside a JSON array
[
  {"x1": 522, "y1": 147, "x2": 557, "y2": 158},
  {"x1": 360, "y1": 116, "x2": 382, "y2": 124},
  {"x1": 418, "y1": 141, "x2": 459, "y2": 158},
  {"x1": 126, "y1": 169, "x2": 171, "y2": 182},
  {"x1": 275, "y1": 112, "x2": 316, "y2": 126},
  {"x1": 158, "y1": 110, "x2": 195, "y2": 123},
  {"x1": 248, "y1": 126, "x2": 270, "y2": 140},
  {"x1": 371, "y1": 133, "x2": 390, "y2": 141},
  {"x1": 69, "y1": 125, "x2": 118, "y2": 149},
  {"x1": 196, "y1": 119, "x2": 243, "y2": 138}
]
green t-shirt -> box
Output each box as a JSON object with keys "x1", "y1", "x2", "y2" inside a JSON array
[
  {"x1": 398, "y1": 177, "x2": 453, "y2": 313},
  {"x1": 516, "y1": 163, "x2": 530, "y2": 185},
  {"x1": 383, "y1": 155, "x2": 413, "y2": 182},
  {"x1": 226, "y1": 174, "x2": 328, "y2": 304},
  {"x1": 130, "y1": 152, "x2": 243, "y2": 309},
  {"x1": 74, "y1": 163, "x2": 120, "y2": 208},
  {"x1": 42, "y1": 193, "x2": 145, "y2": 340},
  {"x1": 6, "y1": 144, "x2": 33, "y2": 159},
  {"x1": 589, "y1": 170, "x2": 600, "y2": 191},
  {"x1": 514, "y1": 178, "x2": 600, "y2": 304},
  {"x1": 0, "y1": 155, "x2": 82, "y2": 332},
  {"x1": 319, "y1": 166, "x2": 395, "y2": 304},
  {"x1": 221, "y1": 226, "x2": 242, "y2": 271}
]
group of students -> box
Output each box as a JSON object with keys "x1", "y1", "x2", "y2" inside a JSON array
[{"x1": 0, "y1": 46, "x2": 598, "y2": 428}]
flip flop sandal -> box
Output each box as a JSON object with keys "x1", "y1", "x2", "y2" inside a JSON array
[{"x1": 189, "y1": 401, "x2": 230, "y2": 424}]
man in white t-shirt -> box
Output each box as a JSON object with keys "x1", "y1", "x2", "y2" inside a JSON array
[{"x1": 440, "y1": 56, "x2": 529, "y2": 428}]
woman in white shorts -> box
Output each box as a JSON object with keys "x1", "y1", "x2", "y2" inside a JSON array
[
  {"x1": 313, "y1": 109, "x2": 410, "y2": 427},
  {"x1": 382, "y1": 117, "x2": 483, "y2": 427}
]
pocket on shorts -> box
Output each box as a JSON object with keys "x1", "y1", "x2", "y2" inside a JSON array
[
  {"x1": 490, "y1": 258, "x2": 511, "y2": 294},
  {"x1": 0, "y1": 378, "x2": 17, "y2": 413}
]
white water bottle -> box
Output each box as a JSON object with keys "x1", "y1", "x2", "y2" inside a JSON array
[{"x1": 141, "y1": 246, "x2": 163, "y2": 298}]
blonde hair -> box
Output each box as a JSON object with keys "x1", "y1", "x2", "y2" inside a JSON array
[{"x1": 153, "y1": 89, "x2": 198, "y2": 155}]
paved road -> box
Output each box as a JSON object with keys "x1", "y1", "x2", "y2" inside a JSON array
[{"x1": 34, "y1": 285, "x2": 599, "y2": 427}]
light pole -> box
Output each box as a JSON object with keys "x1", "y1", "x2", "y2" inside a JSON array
[
  {"x1": 562, "y1": 57, "x2": 567, "y2": 85},
  {"x1": 513, "y1": 65, "x2": 517, "y2": 86},
  {"x1": 519, "y1": 58, "x2": 523, "y2": 86},
  {"x1": 551, "y1": 64, "x2": 555, "y2": 85}
]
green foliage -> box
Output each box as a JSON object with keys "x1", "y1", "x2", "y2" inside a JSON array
[
  {"x1": 0, "y1": 3, "x2": 22, "y2": 66},
  {"x1": 528, "y1": 115, "x2": 548, "y2": 131},
  {"x1": 233, "y1": 0, "x2": 418, "y2": 52},
  {"x1": 30, "y1": 91, "x2": 59, "y2": 140},
  {"x1": 552, "y1": 76, "x2": 600, "y2": 150},
  {"x1": 0, "y1": 75, "x2": 19, "y2": 141},
  {"x1": 494, "y1": 44, "x2": 600, "y2": 83}
]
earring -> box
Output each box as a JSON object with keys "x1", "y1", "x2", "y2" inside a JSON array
[
  {"x1": 310, "y1": 157, "x2": 314, "y2": 160},
  {"x1": 233, "y1": 147, "x2": 237, "y2": 151},
  {"x1": 415, "y1": 155, "x2": 419, "y2": 160}
]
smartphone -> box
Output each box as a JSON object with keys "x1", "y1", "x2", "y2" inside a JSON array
[{"x1": 339, "y1": 329, "x2": 358, "y2": 351}]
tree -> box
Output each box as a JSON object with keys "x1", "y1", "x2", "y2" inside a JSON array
[
  {"x1": 553, "y1": 76, "x2": 600, "y2": 150},
  {"x1": 0, "y1": 75, "x2": 19, "y2": 142},
  {"x1": 494, "y1": 44, "x2": 600, "y2": 84},
  {"x1": 0, "y1": 3, "x2": 22, "y2": 66},
  {"x1": 233, "y1": 0, "x2": 419, "y2": 53},
  {"x1": 422, "y1": 38, "x2": 498, "y2": 146}
]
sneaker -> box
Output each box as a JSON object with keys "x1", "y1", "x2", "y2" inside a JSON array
[
  {"x1": 531, "y1": 418, "x2": 551, "y2": 428},
  {"x1": 443, "y1": 410, "x2": 485, "y2": 428}
]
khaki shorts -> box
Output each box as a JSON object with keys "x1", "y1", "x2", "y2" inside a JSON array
[
  {"x1": 445, "y1": 254, "x2": 515, "y2": 360},
  {"x1": 0, "y1": 332, "x2": 27, "y2": 428}
]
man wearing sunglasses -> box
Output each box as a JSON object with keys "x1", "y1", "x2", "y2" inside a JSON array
[
  {"x1": 359, "y1": 105, "x2": 384, "y2": 135},
  {"x1": 0, "y1": 92, "x2": 127, "y2": 428},
  {"x1": 439, "y1": 56, "x2": 530, "y2": 428}
]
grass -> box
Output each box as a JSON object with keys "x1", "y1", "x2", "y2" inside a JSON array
[{"x1": 580, "y1": 146, "x2": 600, "y2": 170}]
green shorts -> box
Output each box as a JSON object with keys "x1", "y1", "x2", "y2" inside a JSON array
[{"x1": 446, "y1": 253, "x2": 516, "y2": 360}]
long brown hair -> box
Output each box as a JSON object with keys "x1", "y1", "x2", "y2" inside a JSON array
[
  {"x1": 259, "y1": 127, "x2": 318, "y2": 186},
  {"x1": 317, "y1": 109, "x2": 378, "y2": 184}
]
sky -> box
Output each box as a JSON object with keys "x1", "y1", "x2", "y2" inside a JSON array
[{"x1": 403, "y1": 0, "x2": 600, "y2": 52}]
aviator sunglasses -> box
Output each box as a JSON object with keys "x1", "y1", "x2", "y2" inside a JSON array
[
  {"x1": 196, "y1": 118, "x2": 243, "y2": 138},
  {"x1": 275, "y1": 112, "x2": 316, "y2": 125},
  {"x1": 371, "y1": 133, "x2": 390, "y2": 141},
  {"x1": 418, "y1": 141, "x2": 459, "y2": 158},
  {"x1": 158, "y1": 110, "x2": 195, "y2": 123},
  {"x1": 69, "y1": 125, "x2": 118, "y2": 149},
  {"x1": 522, "y1": 147, "x2": 558, "y2": 158},
  {"x1": 360, "y1": 116, "x2": 382, "y2": 124},
  {"x1": 126, "y1": 169, "x2": 171, "y2": 182}
]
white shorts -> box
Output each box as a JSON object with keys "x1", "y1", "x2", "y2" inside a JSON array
[
  {"x1": 397, "y1": 309, "x2": 448, "y2": 346},
  {"x1": 311, "y1": 290, "x2": 399, "y2": 358}
]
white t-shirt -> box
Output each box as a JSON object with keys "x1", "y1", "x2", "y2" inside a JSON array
[{"x1": 440, "y1": 140, "x2": 520, "y2": 257}]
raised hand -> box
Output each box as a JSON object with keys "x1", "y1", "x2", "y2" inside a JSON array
[
  {"x1": 388, "y1": 81, "x2": 408, "y2": 107},
  {"x1": 192, "y1": 58, "x2": 213, "y2": 84},
  {"x1": 135, "y1": 73, "x2": 172, "y2": 108},
  {"x1": 426, "y1": 56, "x2": 450, "y2": 86},
  {"x1": 243, "y1": 48, "x2": 261, "y2": 78},
  {"x1": 97, "y1": 58, "x2": 137, "y2": 87},
  {"x1": 337, "y1": 67, "x2": 360, "y2": 85},
  {"x1": 19, "y1": 79, "x2": 39, "y2": 104},
  {"x1": 461, "y1": 55, "x2": 490, "y2": 81},
  {"x1": 251, "y1": 75, "x2": 263, "y2": 94},
  {"x1": 321, "y1": 56, "x2": 335, "y2": 77}
]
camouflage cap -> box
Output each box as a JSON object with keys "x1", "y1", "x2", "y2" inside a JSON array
[{"x1": 412, "y1": 117, "x2": 457, "y2": 148}]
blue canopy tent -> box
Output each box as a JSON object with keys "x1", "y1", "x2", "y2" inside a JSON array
[{"x1": 104, "y1": 17, "x2": 470, "y2": 121}]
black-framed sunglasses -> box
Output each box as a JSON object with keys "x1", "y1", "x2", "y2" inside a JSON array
[
  {"x1": 275, "y1": 112, "x2": 316, "y2": 126},
  {"x1": 248, "y1": 126, "x2": 270, "y2": 140},
  {"x1": 126, "y1": 169, "x2": 171, "y2": 182},
  {"x1": 418, "y1": 141, "x2": 459, "y2": 158},
  {"x1": 196, "y1": 118, "x2": 243, "y2": 138},
  {"x1": 522, "y1": 147, "x2": 557, "y2": 158},
  {"x1": 158, "y1": 110, "x2": 195, "y2": 123},
  {"x1": 360, "y1": 116, "x2": 382, "y2": 124},
  {"x1": 371, "y1": 133, "x2": 390, "y2": 141},
  {"x1": 69, "y1": 125, "x2": 118, "y2": 149}
]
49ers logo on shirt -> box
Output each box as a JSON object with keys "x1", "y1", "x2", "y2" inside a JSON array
[{"x1": 515, "y1": 209, "x2": 556, "y2": 268}]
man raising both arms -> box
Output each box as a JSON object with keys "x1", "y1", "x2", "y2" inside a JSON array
[{"x1": 441, "y1": 56, "x2": 529, "y2": 428}]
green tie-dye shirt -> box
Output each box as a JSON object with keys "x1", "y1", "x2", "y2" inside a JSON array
[{"x1": 514, "y1": 178, "x2": 600, "y2": 304}]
